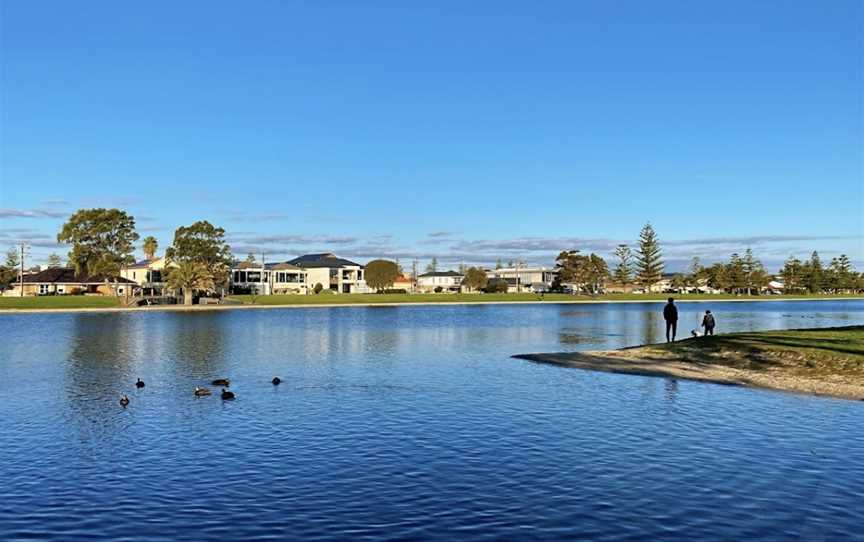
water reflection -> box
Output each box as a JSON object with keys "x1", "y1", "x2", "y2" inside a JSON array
[{"x1": 1, "y1": 300, "x2": 863, "y2": 541}]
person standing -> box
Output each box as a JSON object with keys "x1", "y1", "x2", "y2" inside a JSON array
[
  {"x1": 702, "y1": 310, "x2": 716, "y2": 336},
  {"x1": 663, "y1": 297, "x2": 678, "y2": 342}
]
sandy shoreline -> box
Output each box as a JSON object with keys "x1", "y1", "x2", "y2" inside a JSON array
[
  {"x1": 514, "y1": 350, "x2": 864, "y2": 401},
  {"x1": 1, "y1": 296, "x2": 861, "y2": 315}
]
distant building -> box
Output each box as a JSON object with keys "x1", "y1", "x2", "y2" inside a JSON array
[
  {"x1": 3, "y1": 267, "x2": 136, "y2": 297},
  {"x1": 287, "y1": 253, "x2": 368, "y2": 294},
  {"x1": 392, "y1": 275, "x2": 414, "y2": 292},
  {"x1": 120, "y1": 257, "x2": 171, "y2": 295},
  {"x1": 230, "y1": 253, "x2": 368, "y2": 295},
  {"x1": 486, "y1": 267, "x2": 557, "y2": 293},
  {"x1": 417, "y1": 271, "x2": 463, "y2": 292}
]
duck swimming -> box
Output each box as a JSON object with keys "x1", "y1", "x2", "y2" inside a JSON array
[
  {"x1": 194, "y1": 386, "x2": 211, "y2": 396},
  {"x1": 119, "y1": 395, "x2": 130, "y2": 407},
  {"x1": 221, "y1": 388, "x2": 235, "y2": 400},
  {"x1": 271, "y1": 377, "x2": 281, "y2": 385},
  {"x1": 212, "y1": 378, "x2": 230, "y2": 387},
  {"x1": 136, "y1": 378, "x2": 145, "y2": 388}
]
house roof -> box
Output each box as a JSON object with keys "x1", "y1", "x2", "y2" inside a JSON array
[
  {"x1": 234, "y1": 261, "x2": 262, "y2": 269},
  {"x1": 419, "y1": 271, "x2": 463, "y2": 278},
  {"x1": 127, "y1": 258, "x2": 161, "y2": 269},
  {"x1": 265, "y1": 262, "x2": 303, "y2": 271},
  {"x1": 288, "y1": 253, "x2": 361, "y2": 268},
  {"x1": 20, "y1": 267, "x2": 136, "y2": 285}
]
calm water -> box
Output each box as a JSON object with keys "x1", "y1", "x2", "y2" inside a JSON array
[{"x1": 2, "y1": 300, "x2": 863, "y2": 541}]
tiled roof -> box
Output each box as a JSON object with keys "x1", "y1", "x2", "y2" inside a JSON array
[
  {"x1": 419, "y1": 271, "x2": 463, "y2": 278},
  {"x1": 288, "y1": 253, "x2": 361, "y2": 268}
]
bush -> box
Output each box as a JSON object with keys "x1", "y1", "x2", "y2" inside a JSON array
[
  {"x1": 484, "y1": 278, "x2": 509, "y2": 293},
  {"x1": 381, "y1": 289, "x2": 407, "y2": 294},
  {"x1": 313, "y1": 283, "x2": 324, "y2": 294},
  {"x1": 434, "y1": 286, "x2": 443, "y2": 293}
]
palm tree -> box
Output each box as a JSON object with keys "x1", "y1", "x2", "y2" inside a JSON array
[
  {"x1": 142, "y1": 236, "x2": 158, "y2": 260},
  {"x1": 166, "y1": 261, "x2": 214, "y2": 305}
]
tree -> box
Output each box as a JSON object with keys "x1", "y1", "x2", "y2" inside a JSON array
[
  {"x1": 495, "y1": 259, "x2": 503, "y2": 270},
  {"x1": 426, "y1": 257, "x2": 438, "y2": 273},
  {"x1": 612, "y1": 244, "x2": 633, "y2": 288},
  {"x1": 805, "y1": 251, "x2": 823, "y2": 293},
  {"x1": 462, "y1": 267, "x2": 488, "y2": 291},
  {"x1": 245, "y1": 252, "x2": 256, "y2": 263},
  {"x1": 671, "y1": 274, "x2": 687, "y2": 291},
  {"x1": 780, "y1": 256, "x2": 803, "y2": 294},
  {"x1": 313, "y1": 282, "x2": 324, "y2": 294},
  {"x1": 365, "y1": 259, "x2": 399, "y2": 291},
  {"x1": 485, "y1": 278, "x2": 509, "y2": 293},
  {"x1": 635, "y1": 223, "x2": 663, "y2": 291},
  {"x1": 741, "y1": 248, "x2": 767, "y2": 295},
  {"x1": 46, "y1": 253, "x2": 63, "y2": 268},
  {"x1": 6, "y1": 247, "x2": 20, "y2": 269},
  {"x1": 687, "y1": 256, "x2": 704, "y2": 289},
  {"x1": 727, "y1": 253, "x2": 746, "y2": 294},
  {"x1": 0, "y1": 247, "x2": 19, "y2": 291},
  {"x1": 142, "y1": 236, "x2": 158, "y2": 260},
  {"x1": 57, "y1": 208, "x2": 139, "y2": 277},
  {"x1": 829, "y1": 254, "x2": 854, "y2": 292},
  {"x1": 166, "y1": 261, "x2": 215, "y2": 306},
  {"x1": 165, "y1": 221, "x2": 232, "y2": 292},
  {"x1": 705, "y1": 262, "x2": 730, "y2": 292},
  {"x1": 555, "y1": 250, "x2": 609, "y2": 295}
]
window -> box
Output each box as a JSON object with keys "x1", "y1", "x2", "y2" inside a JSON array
[{"x1": 39, "y1": 284, "x2": 49, "y2": 295}]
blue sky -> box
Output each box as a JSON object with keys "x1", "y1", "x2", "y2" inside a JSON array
[{"x1": 1, "y1": 1, "x2": 861, "y2": 271}]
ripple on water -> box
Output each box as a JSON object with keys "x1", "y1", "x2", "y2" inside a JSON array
[{"x1": 1, "y1": 301, "x2": 863, "y2": 540}]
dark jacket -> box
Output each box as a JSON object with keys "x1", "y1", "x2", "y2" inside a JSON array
[
  {"x1": 702, "y1": 314, "x2": 715, "y2": 329},
  {"x1": 663, "y1": 303, "x2": 678, "y2": 322}
]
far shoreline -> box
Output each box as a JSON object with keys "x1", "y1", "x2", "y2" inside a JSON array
[{"x1": 0, "y1": 295, "x2": 862, "y2": 315}]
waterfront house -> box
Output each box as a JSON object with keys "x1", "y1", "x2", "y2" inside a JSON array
[
  {"x1": 486, "y1": 266, "x2": 557, "y2": 293},
  {"x1": 120, "y1": 257, "x2": 171, "y2": 295},
  {"x1": 417, "y1": 271, "x2": 463, "y2": 292},
  {"x1": 268, "y1": 262, "x2": 309, "y2": 294},
  {"x1": 392, "y1": 274, "x2": 414, "y2": 292},
  {"x1": 287, "y1": 253, "x2": 368, "y2": 294},
  {"x1": 3, "y1": 267, "x2": 136, "y2": 297},
  {"x1": 230, "y1": 261, "x2": 271, "y2": 295}
]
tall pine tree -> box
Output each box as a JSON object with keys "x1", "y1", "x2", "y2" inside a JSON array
[
  {"x1": 612, "y1": 244, "x2": 633, "y2": 288},
  {"x1": 635, "y1": 223, "x2": 663, "y2": 291}
]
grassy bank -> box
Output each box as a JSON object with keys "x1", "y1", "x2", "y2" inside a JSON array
[
  {"x1": 0, "y1": 296, "x2": 121, "y2": 310},
  {"x1": 228, "y1": 292, "x2": 862, "y2": 306},
  {"x1": 516, "y1": 326, "x2": 864, "y2": 400}
]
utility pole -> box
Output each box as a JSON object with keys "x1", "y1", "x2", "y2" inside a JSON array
[
  {"x1": 412, "y1": 258, "x2": 418, "y2": 294},
  {"x1": 19, "y1": 243, "x2": 25, "y2": 297}
]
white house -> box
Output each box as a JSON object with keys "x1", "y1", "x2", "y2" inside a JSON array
[
  {"x1": 287, "y1": 253, "x2": 369, "y2": 294},
  {"x1": 120, "y1": 257, "x2": 173, "y2": 295},
  {"x1": 486, "y1": 266, "x2": 557, "y2": 293},
  {"x1": 417, "y1": 271, "x2": 463, "y2": 292}
]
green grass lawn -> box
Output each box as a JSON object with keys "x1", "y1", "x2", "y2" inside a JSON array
[
  {"x1": 227, "y1": 292, "x2": 862, "y2": 306},
  {"x1": 0, "y1": 296, "x2": 122, "y2": 310},
  {"x1": 633, "y1": 326, "x2": 864, "y2": 376}
]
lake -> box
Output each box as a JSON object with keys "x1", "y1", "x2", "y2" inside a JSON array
[{"x1": 1, "y1": 300, "x2": 863, "y2": 541}]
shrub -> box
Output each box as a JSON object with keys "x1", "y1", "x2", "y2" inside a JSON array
[
  {"x1": 434, "y1": 286, "x2": 443, "y2": 293},
  {"x1": 381, "y1": 288, "x2": 408, "y2": 294},
  {"x1": 484, "y1": 278, "x2": 509, "y2": 293},
  {"x1": 313, "y1": 283, "x2": 324, "y2": 294}
]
